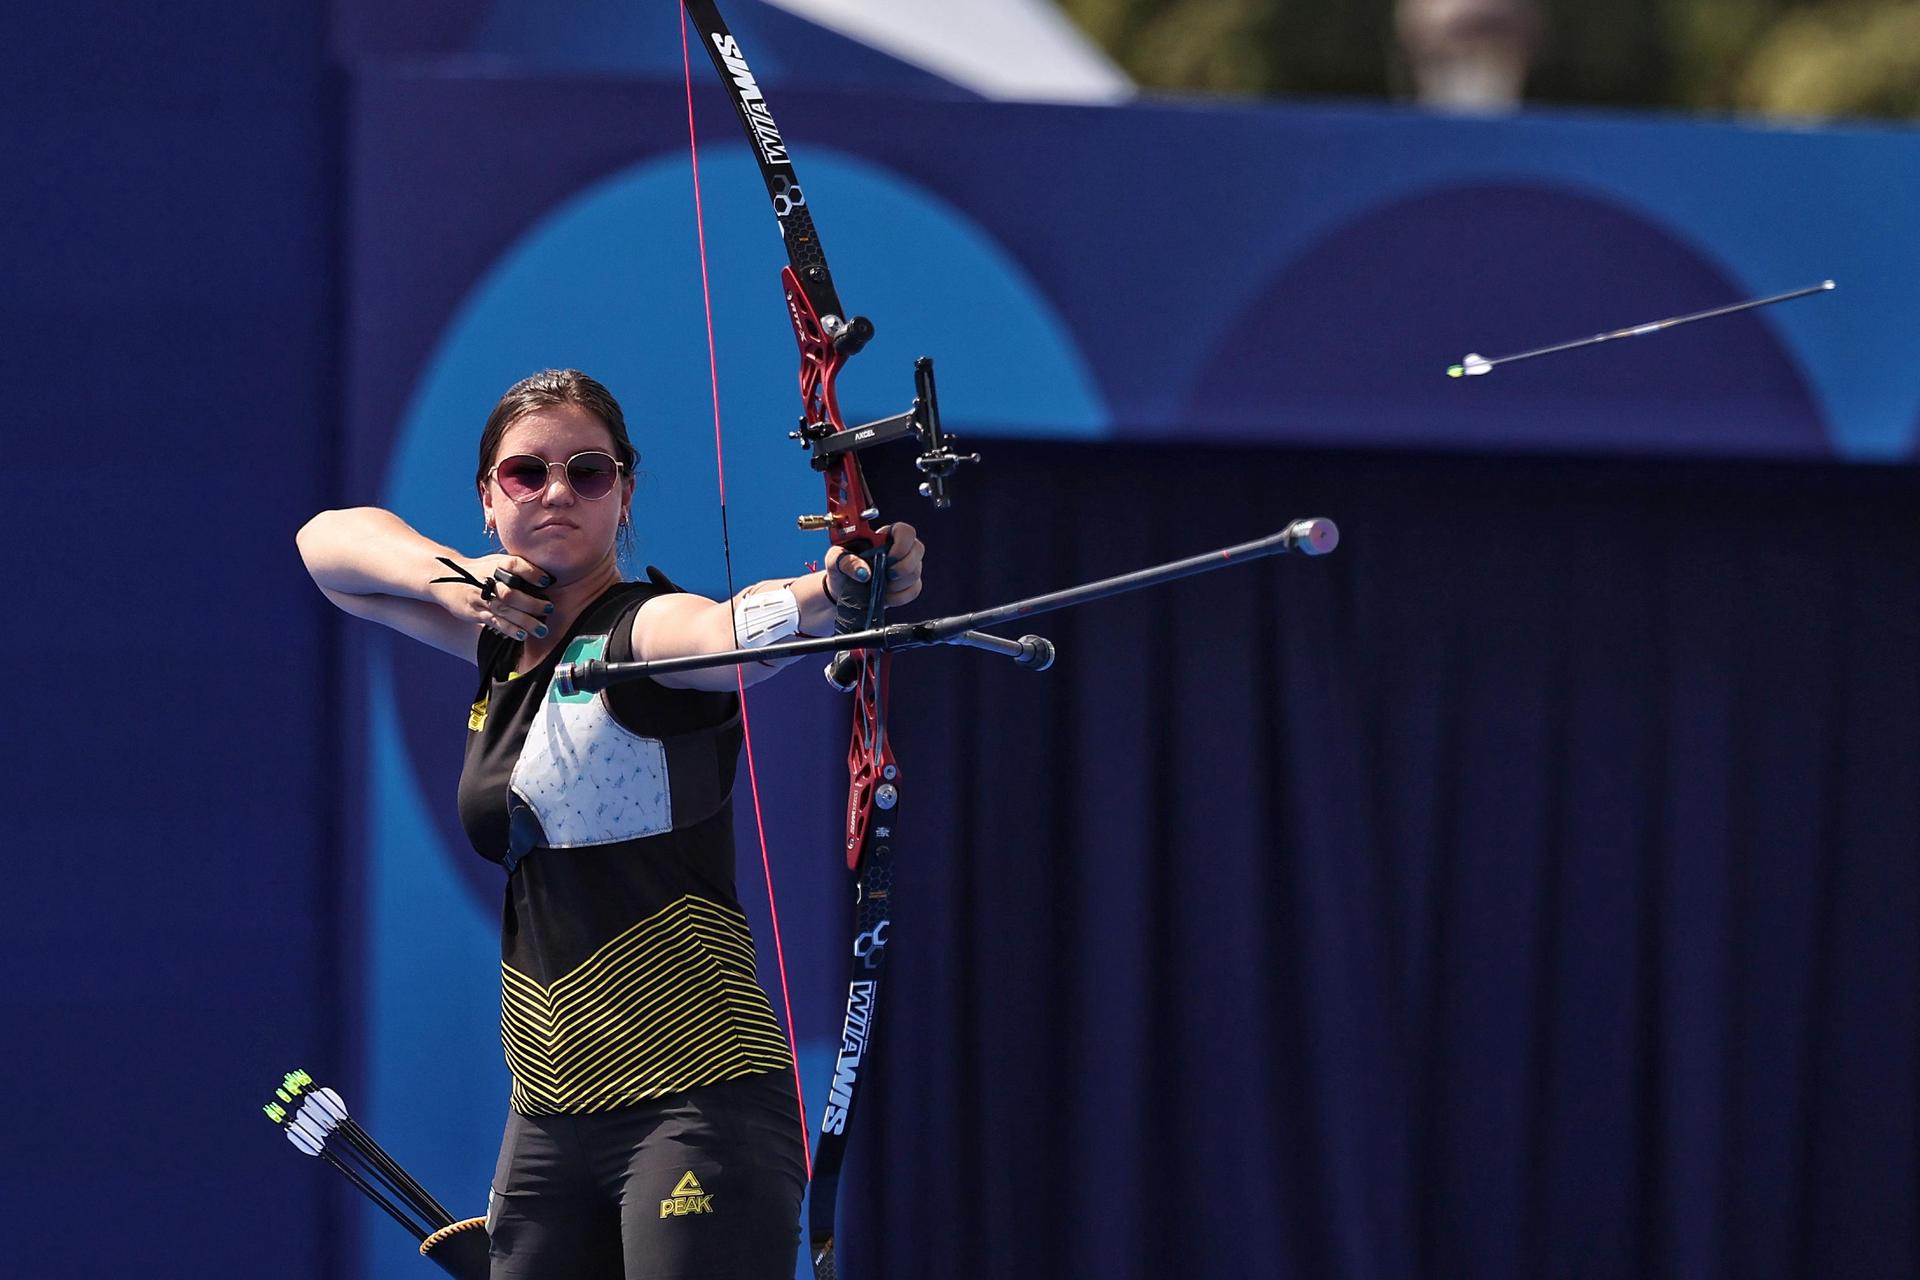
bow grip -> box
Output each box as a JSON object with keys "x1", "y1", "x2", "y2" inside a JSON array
[{"x1": 824, "y1": 546, "x2": 889, "y2": 691}]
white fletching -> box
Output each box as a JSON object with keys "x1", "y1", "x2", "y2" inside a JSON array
[
  {"x1": 298, "y1": 1088, "x2": 348, "y2": 1130},
  {"x1": 295, "y1": 1097, "x2": 340, "y2": 1137},
  {"x1": 1462, "y1": 353, "x2": 1492, "y2": 376},
  {"x1": 291, "y1": 1111, "x2": 331, "y2": 1146}
]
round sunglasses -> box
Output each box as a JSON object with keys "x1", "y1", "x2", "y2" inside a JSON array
[{"x1": 487, "y1": 451, "x2": 625, "y2": 503}]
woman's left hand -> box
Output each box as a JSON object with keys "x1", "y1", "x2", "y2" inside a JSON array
[{"x1": 825, "y1": 522, "x2": 925, "y2": 610}]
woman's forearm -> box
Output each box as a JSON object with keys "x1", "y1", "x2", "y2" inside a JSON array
[
  {"x1": 637, "y1": 572, "x2": 836, "y2": 691},
  {"x1": 297, "y1": 507, "x2": 460, "y2": 601}
]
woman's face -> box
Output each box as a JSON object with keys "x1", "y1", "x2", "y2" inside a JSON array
[{"x1": 481, "y1": 404, "x2": 634, "y2": 582}]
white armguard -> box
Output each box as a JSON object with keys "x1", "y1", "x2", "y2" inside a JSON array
[{"x1": 733, "y1": 585, "x2": 802, "y2": 649}]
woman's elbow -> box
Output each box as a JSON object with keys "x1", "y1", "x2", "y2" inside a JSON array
[{"x1": 296, "y1": 509, "x2": 350, "y2": 578}]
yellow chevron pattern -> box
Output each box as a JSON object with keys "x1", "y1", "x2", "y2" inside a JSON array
[{"x1": 501, "y1": 895, "x2": 792, "y2": 1114}]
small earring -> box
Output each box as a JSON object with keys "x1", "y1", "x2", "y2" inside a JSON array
[
  {"x1": 619, "y1": 513, "x2": 630, "y2": 528},
  {"x1": 484, "y1": 523, "x2": 497, "y2": 540}
]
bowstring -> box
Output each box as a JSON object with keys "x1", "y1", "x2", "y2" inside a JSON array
[{"x1": 680, "y1": 8, "x2": 813, "y2": 1180}]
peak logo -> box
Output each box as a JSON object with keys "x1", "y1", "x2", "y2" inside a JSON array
[
  {"x1": 660, "y1": 1170, "x2": 716, "y2": 1218},
  {"x1": 710, "y1": 35, "x2": 789, "y2": 167}
]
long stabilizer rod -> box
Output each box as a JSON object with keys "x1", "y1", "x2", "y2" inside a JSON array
[{"x1": 557, "y1": 517, "x2": 1339, "y2": 692}]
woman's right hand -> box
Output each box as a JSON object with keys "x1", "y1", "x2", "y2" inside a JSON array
[
  {"x1": 427, "y1": 554, "x2": 557, "y2": 642},
  {"x1": 300, "y1": 508, "x2": 560, "y2": 662}
]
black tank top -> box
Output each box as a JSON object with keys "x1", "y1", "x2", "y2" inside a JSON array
[{"x1": 456, "y1": 572, "x2": 791, "y2": 1115}]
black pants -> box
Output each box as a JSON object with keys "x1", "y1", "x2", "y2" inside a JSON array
[{"x1": 487, "y1": 1070, "x2": 808, "y2": 1280}]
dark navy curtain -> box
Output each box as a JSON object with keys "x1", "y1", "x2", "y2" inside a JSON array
[{"x1": 837, "y1": 443, "x2": 1920, "y2": 1280}]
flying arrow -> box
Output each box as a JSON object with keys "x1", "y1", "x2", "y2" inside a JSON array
[{"x1": 1446, "y1": 279, "x2": 1835, "y2": 378}]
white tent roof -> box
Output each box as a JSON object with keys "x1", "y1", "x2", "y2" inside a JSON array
[{"x1": 761, "y1": 0, "x2": 1135, "y2": 102}]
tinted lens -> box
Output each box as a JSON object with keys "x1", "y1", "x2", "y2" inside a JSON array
[
  {"x1": 495, "y1": 455, "x2": 550, "y2": 502},
  {"x1": 566, "y1": 452, "x2": 619, "y2": 500}
]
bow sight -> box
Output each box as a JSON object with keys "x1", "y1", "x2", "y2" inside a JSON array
[{"x1": 790, "y1": 356, "x2": 979, "y2": 512}]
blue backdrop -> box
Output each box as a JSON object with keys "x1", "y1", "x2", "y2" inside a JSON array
[
  {"x1": 7, "y1": 3, "x2": 345, "y2": 1277},
  {"x1": 10, "y1": 3, "x2": 1920, "y2": 1278}
]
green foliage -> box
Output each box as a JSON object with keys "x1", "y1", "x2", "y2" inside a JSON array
[
  {"x1": 1736, "y1": 3, "x2": 1920, "y2": 119},
  {"x1": 1061, "y1": 0, "x2": 1395, "y2": 98},
  {"x1": 1056, "y1": 0, "x2": 1920, "y2": 122}
]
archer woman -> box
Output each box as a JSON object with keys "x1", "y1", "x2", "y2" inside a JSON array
[{"x1": 297, "y1": 368, "x2": 925, "y2": 1278}]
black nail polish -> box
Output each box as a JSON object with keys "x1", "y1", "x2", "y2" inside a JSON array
[
  {"x1": 539, "y1": 574, "x2": 555, "y2": 587},
  {"x1": 544, "y1": 603, "x2": 555, "y2": 615}
]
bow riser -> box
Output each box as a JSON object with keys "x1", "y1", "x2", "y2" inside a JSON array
[
  {"x1": 781, "y1": 265, "x2": 882, "y2": 549},
  {"x1": 845, "y1": 660, "x2": 895, "y2": 867},
  {"x1": 780, "y1": 265, "x2": 891, "y2": 871}
]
